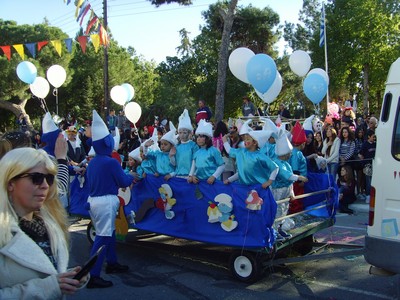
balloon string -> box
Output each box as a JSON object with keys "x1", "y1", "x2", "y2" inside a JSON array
[
  {"x1": 52, "y1": 88, "x2": 58, "y2": 97},
  {"x1": 133, "y1": 122, "x2": 142, "y2": 144},
  {"x1": 41, "y1": 98, "x2": 50, "y2": 113},
  {"x1": 314, "y1": 103, "x2": 321, "y2": 116}
]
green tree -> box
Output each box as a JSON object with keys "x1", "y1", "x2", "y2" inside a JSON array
[{"x1": 0, "y1": 19, "x2": 71, "y2": 131}]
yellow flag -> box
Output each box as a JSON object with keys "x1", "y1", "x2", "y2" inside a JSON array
[
  {"x1": 13, "y1": 44, "x2": 25, "y2": 60},
  {"x1": 75, "y1": 0, "x2": 84, "y2": 18},
  {"x1": 90, "y1": 34, "x2": 100, "y2": 53},
  {"x1": 50, "y1": 40, "x2": 63, "y2": 57}
]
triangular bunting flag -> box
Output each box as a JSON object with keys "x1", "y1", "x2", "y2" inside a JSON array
[
  {"x1": 79, "y1": 4, "x2": 91, "y2": 26},
  {"x1": 13, "y1": 44, "x2": 25, "y2": 60},
  {"x1": 50, "y1": 40, "x2": 62, "y2": 57},
  {"x1": 64, "y1": 38, "x2": 73, "y2": 53},
  {"x1": 90, "y1": 34, "x2": 100, "y2": 53},
  {"x1": 99, "y1": 25, "x2": 109, "y2": 46},
  {"x1": 77, "y1": 36, "x2": 88, "y2": 53},
  {"x1": 0, "y1": 46, "x2": 11, "y2": 61},
  {"x1": 86, "y1": 15, "x2": 98, "y2": 35},
  {"x1": 38, "y1": 41, "x2": 49, "y2": 51},
  {"x1": 25, "y1": 42, "x2": 36, "y2": 58},
  {"x1": 75, "y1": 0, "x2": 84, "y2": 18}
]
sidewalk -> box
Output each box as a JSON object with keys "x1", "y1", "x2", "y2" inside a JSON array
[{"x1": 349, "y1": 194, "x2": 370, "y2": 213}]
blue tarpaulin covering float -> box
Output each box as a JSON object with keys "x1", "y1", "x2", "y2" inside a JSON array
[{"x1": 69, "y1": 172, "x2": 337, "y2": 249}]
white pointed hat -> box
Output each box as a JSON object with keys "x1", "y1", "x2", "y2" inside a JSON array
[
  {"x1": 275, "y1": 128, "x2": 293, "y2": 156},
  {"x1": 129, "y1": 146, "x2": 142, "y2": 162},
  {"x1": 142, "y1": 126, "x2": 160, "y2": 151},
  {"x1": 161, "y1": 121, "x2": 178, "y2": 145},
  {"x1": 42, "y1": 112, "x2": 58, "y2": 134},
  {"x1": 195, "y1": 119, "x2": 213, "y2": 137},
  {"x1": 248, "y1": 130, "x2": 271, "y2": 149},
  {"x1": 303, "y1": 115, "x2": 315, "y2": 132},
  {"x1": 92, "y1": 110, "x2": 110, "y2": 142},
  {"x1": 239, "y1": 119, "x2": 253, "y2": 135},
  {"x1": 88, "y1": 146, "x2": 96, "y2": 156},
  {"x1": 261, "y1": 117, "x2": 278, "y2": 138},
  {"x1": 113, "y1": 127, "x2": 120, "y2": 151},
  {"x1": 178, "y1": 109, "x2": 193, "y2": 131}
]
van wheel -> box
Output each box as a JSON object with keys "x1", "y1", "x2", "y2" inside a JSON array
[
  {"x1": 292, "y1": 235, "x2": 314, "y2": 256},
  {"x1": 86, "y1": 221, "x2": 96, "y2": 244},
  {"x1": 229, "y1": 250, "x2": 263, "y2": 283}
]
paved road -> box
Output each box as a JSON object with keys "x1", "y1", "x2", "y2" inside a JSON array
[{"x1": 67, "y1": 201, "x2": 399, "y2": 300}]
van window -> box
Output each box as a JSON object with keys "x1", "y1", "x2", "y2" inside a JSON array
[
  {"x1": 393, "y1": 97, "x2": 400, "y2": 160},
  {"x1": 381, "y1": 93, "x2": 391, "y2": 122}
]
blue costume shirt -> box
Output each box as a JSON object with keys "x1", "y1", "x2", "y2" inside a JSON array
[
  {"x1": 146, "y1": 150, "x2": 175, "y2": 176},
  {"x1": 192, "y1": 146, "x2": 224, "y2": 180},
  {"x1": 175, "y1": 141, "x2": 199, "y2": 176},
  {"x1": 87, "y1": 155, "x2": 134, "y2": 196},
  {"x1": 289, "y1": 148, "x2": 307, "y2": 176},
  {"x1": 272, "y1": 158, "x2": 296, "y2": 189},
  {"x1": 229, "y1": 148, "x2": 278, "y2": 185}
]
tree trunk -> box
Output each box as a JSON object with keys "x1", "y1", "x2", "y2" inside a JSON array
[
  {"x1": 363, "y1": 63, "x2": 370, "y2": 116},
  {"x1": 0, "y1": 98, "x2": 34, "y2": 131},
  {"x1": 214, "y1": 0, "x2": 238, "y2": 123}
]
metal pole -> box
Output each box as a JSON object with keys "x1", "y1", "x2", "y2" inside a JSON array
[{"x1": 103, "y1": 0, "x2": 109, "y2": 120}]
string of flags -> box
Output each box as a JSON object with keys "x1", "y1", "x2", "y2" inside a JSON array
[{"x1": 0, "y1": 0, "x2": 110, "y2": 61}]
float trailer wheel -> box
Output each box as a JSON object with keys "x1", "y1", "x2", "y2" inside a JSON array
[{"x1": 229, "y1": 250, "x2": 263, "y2": 283}]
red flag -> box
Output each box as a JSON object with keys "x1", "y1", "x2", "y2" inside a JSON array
[
  {"x1": 85, "y1": 16, "x2": 98, "y2": 35},
  {"x1": 77, "y1": 36, "x2": 88, "y2": 53},
  {"x1": 0, "y1": 45, "x2": 11, "y2": 60},
  {"x1": 99, "y1": 25, "x2": 109, "y2": 46},
  {"x1": 37, "y1": 41, "x2": 49, "y2": 51}
]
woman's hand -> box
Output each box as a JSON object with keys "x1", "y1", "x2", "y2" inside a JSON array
[{"x1": 57, "y1": 267, "x2": 82, "y2": 295}]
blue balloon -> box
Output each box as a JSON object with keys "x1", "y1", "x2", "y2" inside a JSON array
[
  {"x1": 16, "y1": 61, "x2": 37, "y2": 84},
  {"x1": 303, "y1": 73, "x2": 328, "y2": 104},
  {"x1": 246, "y1": 54, "x2": 277, "y2": 94}
]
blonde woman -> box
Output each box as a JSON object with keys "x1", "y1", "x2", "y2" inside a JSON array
[{"x1": 0, "y1": 148, "x2": 85, "y2": 299}]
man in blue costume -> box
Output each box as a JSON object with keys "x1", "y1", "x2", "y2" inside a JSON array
[{"x1": 86, "y1": 110, "x2": 135, "y2": 289}]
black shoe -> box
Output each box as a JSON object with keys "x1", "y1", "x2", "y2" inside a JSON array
[
  {"x1": 339, "y1": 207, "x2": 354, "y2": 214},
  {"x1": 106, "y1": 263, "x2": 129, "y2": 274},
  {"x1": 87, "y1": 276, "x2": 113, "y2": 289}
]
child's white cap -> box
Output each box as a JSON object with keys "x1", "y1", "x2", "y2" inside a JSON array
[
  {"x1": 275, "y1": 128, "x2": 293, "y2": 156},
  {"x1": 129, "y1": 146, "x2": 142, "y2": 162},
  {"x1": 239, "y1": 119, "x2": 252, "y2": 135},
  {"x1": 261, "y1": 117, "x2": 278, "y2": 138},
  {"x1": 178, "y1": 109, "x2": 193, "y2": 131},
  {"x1": 195, "y1": 119, "x2": 213, "y2": 137},
  {"x1": 303, "y1": 115, "x2": 315, "y2": 132},
  {"x1": 161, "y1": 121, "x2": 178, "y2": 146},
  {"x1": 42, "y1": 112, "x2": 58, "y2": 134},
  {"x1": 248, "y1": 130, "x2": 272, "y2": 149},
  {"x1": 113, "y1": 127, "x2": 120, "y2": 151},
  {"x1": 92, "y1": 110, "x2": 110, "y2": 141}
]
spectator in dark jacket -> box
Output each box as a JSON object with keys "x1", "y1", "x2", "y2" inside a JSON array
[{"x1": 195, "y1": 100, "x2": 212, "y2": 124}]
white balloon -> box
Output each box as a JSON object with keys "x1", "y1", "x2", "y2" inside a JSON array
[
  {"x1": 110, "y1": 85, "x2": 128, "y2": 106},
  {"x1": 255, "y1": 71, "x2": 282, "y2": 104},
  {"x1": 46, "y1": 65, "x2": 66, "y2": 88},
  {"x1": 228, "y1": 47, "x2": 255, "y2": 84},
  {"x1": 308, "y1": 68, "x2": 329, "y2": 84},
  {"x1": 124, "y1": 101, "x2": 142, "y2": 124},
  {"x1": 29, "y1": 76, "x2": 50, "y2": 99},
  {"x1": 289, "y1": 50, "x2": 312, "y2": 77},
  {"x1": 121, "y1": 83, "x2": 135, "y2": 101}
]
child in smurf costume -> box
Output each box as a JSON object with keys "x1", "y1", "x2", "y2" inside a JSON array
[
  {"x1": 260, "y1": 117, "x2": 279, "y2": 160},
  {"x1": 125, "y1": 146, "x2": 144, "y2": 182},
  {"x1": 272, "y1": 128, "x2": 308, "y2": 242},
  {"x1": 170, "y1": 109, "x2": 199, "y2": 178},
  {"x1": 188, "y1": 119, "x2": 225, "y2": 184},
  {"x1": 85, "y1": 110, "x2": 135, "y2": 289},
  {"x1": 222, "y1": 120, "x2": 278, "y2": 188},
  {"x1": 143, "y1": 121, "x2": 177, "y2": 180}
]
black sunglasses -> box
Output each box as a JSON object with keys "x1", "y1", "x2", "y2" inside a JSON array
[{"x1": 13, "y1": 172, "x2": 55, "y2": 186}]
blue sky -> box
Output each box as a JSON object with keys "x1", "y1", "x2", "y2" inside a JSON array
[{"x1": 1, "y1": 0, "x2": 303, "y2": 63}]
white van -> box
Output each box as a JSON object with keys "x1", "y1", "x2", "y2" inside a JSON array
[{"x1": 364, "y1": 57, "x2": 400, "y2": 275}]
